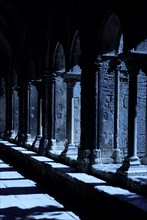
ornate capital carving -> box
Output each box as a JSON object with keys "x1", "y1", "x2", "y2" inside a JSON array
[
  {"x1": 63, "y1": 72, "x2": 81, "y2": 86},
  {"x1": 115, "y1": 59, "x2": 122, "y2": 71},
  {"x1": 95, "y1": 56, "x2": 103, "y2": 69}
]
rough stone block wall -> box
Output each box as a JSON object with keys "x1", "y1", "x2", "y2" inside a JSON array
[
  {"x1": 30, "y1": 85, "x2": 38, "y2": 140},
  {"x1": 119, "y1": 74, "x2": 128, "y2": 156},
  {"x1": 101, "y1": 62, "x2": 114, "y2": 158},
  {"x1": 137, "y1": 71, "x2": 146, "y2": 156},
  {"x1": 97, "y1": 60, "x2": 146, "y2": 160}
]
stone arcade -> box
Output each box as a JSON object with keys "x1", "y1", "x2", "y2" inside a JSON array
[{"x1": 0, "y1": 0, "x2": 147, "y2": 219}]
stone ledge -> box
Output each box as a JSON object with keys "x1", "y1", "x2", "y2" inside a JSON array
[{"x1": 0, "y1": 140, "x2": 147, "y2": 217}]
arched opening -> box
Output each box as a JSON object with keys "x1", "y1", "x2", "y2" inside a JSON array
[{"x1": 69, "y1": 31, "x2": 81, "y2": 147}]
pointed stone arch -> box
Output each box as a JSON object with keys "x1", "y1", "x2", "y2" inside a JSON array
[
  {"x1": 69, "y1": 30, "x2": 81, "y2": 73},
  {"x1": 68, "y1": 30, "x2": 81, "y2": 146},
  {"x1": 98, "y1": 11, "x2": 123, "y2": 55},
  {"x1": 53, "y1": 42, "x2": 66, "y2": 72}
]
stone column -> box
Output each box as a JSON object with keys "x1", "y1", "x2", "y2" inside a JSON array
[
  {"x1": 25, "y1": 82, "x2": 32, "y2": 146},
  {"x1": 39, "y1": 73, "x2": 56, "y2": 155},
  {"x1": 17, "y1": 81, "x2": 27, "y2": 146},
  {"x1": 0, "y1": 80, "x2": 6, "y2": 138},
  {"x1": 32, "y1": 80, "x2": 43, "y2": 152},
  {"x1": 111, "y1": 59, "x2": 122, "y2": 163},
  {"x1": 4, "y1": 80, "x2": 12, "y2": 140},
  {"x1": 61, "y1": 73, "x2": 80, "y2": 157},
  {"x1": 48, "y1": 72, "x2": 56, "y2": 152},
  {"x1": 39, "y1": 74, "x2": 50, "y2": 155},
  {"x1": 96, "y1": 56, "x2": 104, "y2": 164},
  {"x1": 77, "y1": 55, "x2": 101, "y2": 171},
  {"x1": 10, "y1": 87, "x2": 17, "y2": 139},
  {"x1": 118, "y1": 67, "x2": 146, "y2": 175},
  {"x1": 124, "y1": 73, "x2": 140, "y2": 165},
  {"x1": 4, "y1": 85, "x2": 16, "y2": 141}
]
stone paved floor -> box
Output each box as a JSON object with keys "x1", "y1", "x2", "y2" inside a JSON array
[{"x1": 0, "y1": 158, "x2": 80, "y2": 220}]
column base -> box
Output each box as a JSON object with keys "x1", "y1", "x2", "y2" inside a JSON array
[
  {"x1": 9, "y1": 130, "x2": 17, "y2": 139},
  {"x1": 4, "y1": 130, "x2": 17, "y2": 143},
  {"x1": 91, "y1": 149, "x2": 102, "y2": 164},
  {"x1": 24, "y1": 134, "x2": 32, "y2": 148},
  {"x1": 39, "y1": 138, "x2": 49, "y2": 156},
  {"x1": 3, "y1": 130, "x2": 11, "y2": 140},
  {"x1": 141, "y1": 155, "x2": 147, "y2": 165},
  {"x1": 117, "y1": 164, "x2": 147, "y2": 176},
  {"x1": 123, "y1": 155, "x2": 141, "y2": 166},
  {"x1": 61, "y1": 143, "x2": 77, "y2": 157},
  {"x1": 32, "y1": 135, "x2": 42, "y2": 152},
  {"x1": 17, "y1": 133, "x2": 26, "y2": 146},
  {"x1": 117, "y1": 156, "x2": 147, "y2": 176},
  {"x1": 111, "y1": 148, "x2": 123, "y2": 164},
  {"x1": 48, "y1": 139, "x2": 57, "y2": 151},
  {"x1": 76, "y1": 149, "x2": 90, "y2": 172}
]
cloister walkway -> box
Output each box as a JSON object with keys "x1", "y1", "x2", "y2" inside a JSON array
[{"x1": 0, "y1": 140, "x2": 147, "y2": 219}]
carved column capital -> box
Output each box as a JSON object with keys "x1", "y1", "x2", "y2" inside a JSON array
[
  {"x1": 63, "y1": 73, "x2": 81, "y2": 87},
  {"x1": 115, "y1": 58, "x2": 122, "y2": 71},
  {"x1": 95, "y1": 56, "x2": 103, "y2": 69}
]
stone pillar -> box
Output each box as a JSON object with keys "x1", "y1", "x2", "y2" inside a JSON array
[
  {"x1": 17, "y1": 81, "x2": 27, "y2": 146},
  {"x1": 25, "y1": 82, "x2": 32, "y2": 146},
  {"x1": 61, "y1": 73, "x2": 80, "y2": 157},
  {"x1": 77, "y1": 55, "x2": 101, "y2": 171},
  {"x1": 111, "y1": 59, "x2": 122, "y2": 163},
  {"x1": 48, "y1": 72, "x2": 56, "y2": 151},
  {"x1": 141, "y1": 75, "x2": 147, "y2": 164},
  {"x1": 4, "y1": 80, "x2": 19, "y2": 142},
  {"x1": 10, "y1": 87, "x2": 17, "y2": 139},
  {"x1": 124, "y1": 73, "x2": 140, "y2": 165},
  {"x1": 32, "y1": 81, "x2": 43, "y2": 152},
  {"x1": 96, "y1": 56, "x2": 104, "y2": 164},
  {"x1": 39, "y1": 73, "x2": 56, "y2": 155},
  {"x1": 4, "y1": 79, "x2": 12, "y2": 140},
  {"x1": 0, "y1": 80, "x2": 6, "y2": 138},
  {"x1": 4, "y1": 85, "x2": 16, "y2": 141},
  {"x1": 118, "y1": 67, "x2": 146, "y2": 175}
]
